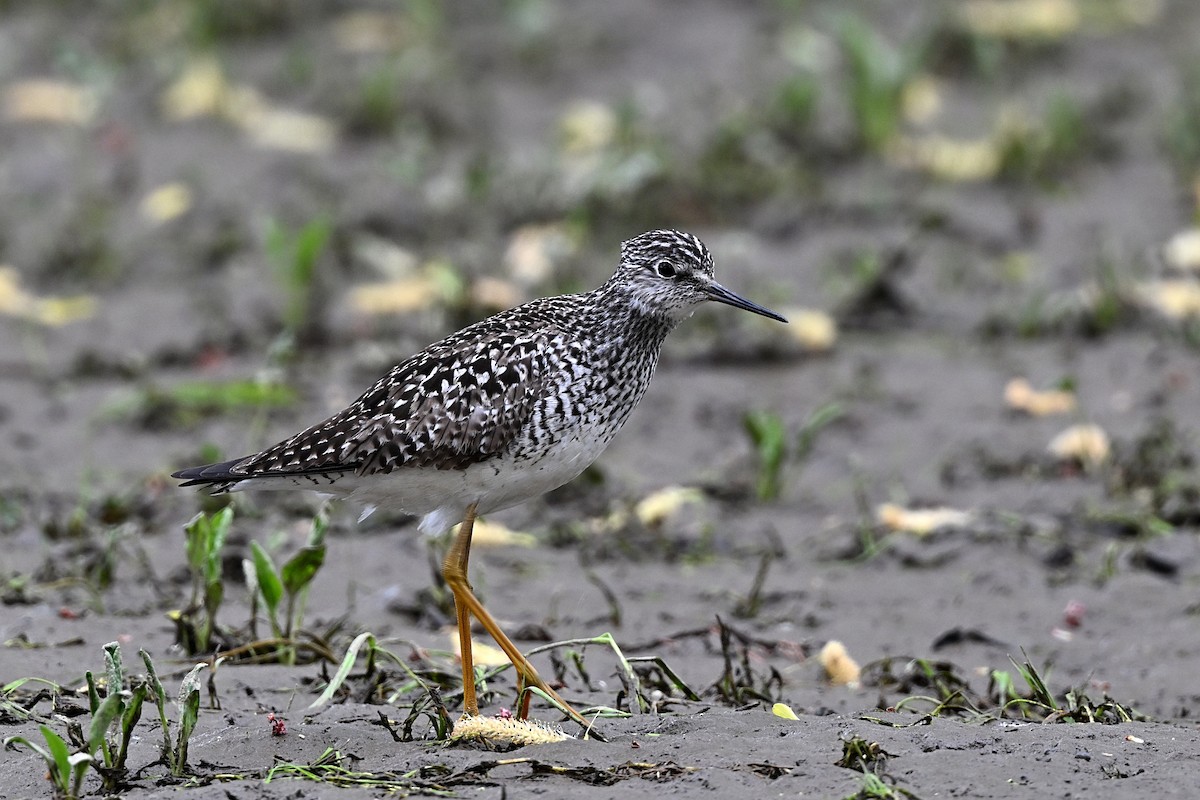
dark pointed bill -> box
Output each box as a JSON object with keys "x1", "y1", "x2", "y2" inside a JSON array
[{"x1": 705, "y1": 281, "x2": 788, "y2": 323}]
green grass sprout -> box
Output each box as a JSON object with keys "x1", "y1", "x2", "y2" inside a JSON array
[
  {"x1": 743, "y1": 402, "x2": 844, "y2": 500},
  {"x1": 266, "y1": 215, "x2": 333, "y2": 344},
  {"x1": 3, "y1": 725, "x2": 92, "y2": 800},
  {"x1": 246, "y1": 510, "x2": 329, "y2": 664},
  {"x1": 178, "y1": 507, "x2": 232, "y2": 654}
]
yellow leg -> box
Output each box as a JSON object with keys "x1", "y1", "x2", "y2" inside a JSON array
[
  {"x1": 444, "y1": 502, "x2": 481, "y2": 716},
  {"x1": 442, "y1": 503, "x2": 594, "y2": 733}
]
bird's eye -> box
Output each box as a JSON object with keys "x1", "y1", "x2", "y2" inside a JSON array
[{"x1": 655, "y1": 261, "x2": 677, "y2": 279}]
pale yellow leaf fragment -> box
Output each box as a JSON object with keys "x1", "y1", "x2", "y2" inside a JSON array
[
  {"x1": 505, "y1": 223, "x2": 577, "y2": 285},
  {"x1": 349, "y1": 259, "x2": 465, "y2": 316},
  {"x1": 451, "y1": 715, "x2": 571, "y2": 745},
  {"x1": 30, "y1": 297, "x2": 97, "y2": 327},
  {"x1": 877, "y1": 503, "x2": 973, "y2": 536},
  {"x1": 1162, "y1": 230, "x2": 1200, "y2": 272},
  {"x1": 772, "y1": 702, "x2": 800, "y2": 720},
  {"x1": 161, "y1": 59, "x2": 229, "y2": 120},
  {"x1": 470, "y1": 276, "x2": 523, "y2": 311},
  {"x1": 1137, "y1": 280, "x2": 1200, "y2": 320},
  {"x1": 959, "y1": 0, "x2": 1081, "y2": 40},
  {"x1": 452, "y1": 518, "x2": 537, "y2": 549},
  {"x1": 219, "y1": 84, "x2": 268, "y2": 127},
  {"x1": 242, "y1": 106, "x2": 336, "y2": 154},
  {"x1": 162, "y1": 59, "x2": 336, "y2": 153},
  {"x1": 450, "y1": 634, "x2": 511, "y2": 668},
  {"x1": 778, "y1": 307, "x2": 837, "y2": 352},
  {"x1": 1004, "y1": 378, "x2": 1077, "y2": 416},
  {"x1": 140, "y1": 182, "x2": 193, "y2": 224},
  {"x1": 901, "y1": 75, "x2": 942, "y2": 125},
  {"x1": 348, "y1": 276, "x2": 440, "y2": 315},
  {"x1": 5, "y1": 79, "x2": 96, "y2": 124},
  {"x1": 0, "y1": 266, "x2": 96, "y2": 326},
  {"x1": 887, "y1": 134, "x2": 1001, "y2": 182},
  {"x1": 559, "y1": 101, "x2": 618, "y2": 155},
  {"x1": 819, "y1": 641, "x2": 861, "y2": 687},
  {"x1": 1047, "y1": 424, "x2": 1110, "y2": 466},
  {"x1": 635, "y1": 486, "x2": 705, "y2": 528}
]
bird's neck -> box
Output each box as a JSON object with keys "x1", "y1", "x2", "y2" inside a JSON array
[{"x1": 586, "y1": 280, "x2": 677, "y2": 354}]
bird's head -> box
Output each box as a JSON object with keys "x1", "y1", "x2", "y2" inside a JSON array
[{"x1": 613, "y1": 229, "x2": 787, "y2": 324}]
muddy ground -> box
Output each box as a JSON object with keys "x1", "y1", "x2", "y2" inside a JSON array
[{"x1": 2, "y1": 1, "x2": 1200, "y2": 798}]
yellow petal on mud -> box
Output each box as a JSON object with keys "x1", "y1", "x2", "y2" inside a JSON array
[
  {"x1": 591, "y1": 507, "x2": 632, "y2": 537},
  {"x1": 504, "y1": 223, "x2": 577, "y2": 285},
  {"x1": 887, "y1": 134, "x2": 1001, "y2": 182},
  {"x1": 778, "y1": 307, "x2": 837, "y2": 352},
  {"x1": 5, "y1": 79, "x2": 96, "y2": 124},
  {"x1": 140, "y1": 182, "x2": 193, "y2": 224},
  {"x1": 452, "y1": 518, "x2": 537, "y2": 549},
  {"x1": 558, "y1": 100, "x2": 618, "y2": 155},
  {"x1": 161, "y1": 59, "x2": 229, "y2": 120},
  {"x1": 470, "y1": 276, "x2": 523, "y2": 311},
  {"x1": 958, "y1": 0, "x2": 1081, "y2": 40},
  {"x1": 348, "y1": 275, "x2": 441, "y2": 315},
  {"x1": 0, "y1": 266, "x2": 96, "y2": 326},
  {"x1": 451, "y1": 714, "x2": 570, "y2": 745},
  {"x1": 1047, "y1": 424, "x2": 1110, "y2": 466},
  {"x1": 1136, "y1": 280, "x2": 1200, "y2": 320},
  {"x1": 348, "y1": 258, "x2": 465, "y2": 313},
  {"x1": 332, "y1": 11, "x2": 409, "y2": 53},
  {"x1": 29, "y1": 296, "x2": 96, "y2": 326},
  {"x1": 165, "y1": 65, "x2": 337, "y2": 154},
  {"x1": 876, "y1": 503, "x2": 973, "y2": 536},
  {"x1": 450, "y1": 633, "x2": 511, "y2": 668},
  {"x1": 241, "y1": 106, "x2": 336, "y2": 154},
  {"x1": 901, "y1": 75, "x2": 942, "y2": 126},
  {"x1": 1004, "y1": 377, "x2": 1077, "y2": 416},
  {"x1": 819, "y1": 641, "x2": 861, "y2": 687},
  {"x1": 1162, "y1": 230, "x2": 1200, "y2": 272},
  {"x1": 772, "y1": 702, "x2": 800, "y2": 720},
  {"x1": 219, "y1": 84, "x2": 269, "y2": 127},
  {"x1": 634, "y1": 486, "x2": 705, "y2": 528}
]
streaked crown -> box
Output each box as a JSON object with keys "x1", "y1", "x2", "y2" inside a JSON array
[
  {"x1": 605, "y1": 228, "x2": 787, "y2": 325},
  {"x1": 620, "y1": 229, "x2": 714, "y2": 277},
  {"x1": 611, "y1": 229, "x2": 716, "y2": 321}
]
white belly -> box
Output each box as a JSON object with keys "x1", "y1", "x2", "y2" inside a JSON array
[
  {"x1": 352, "y1": 430, "x2": 609, "y2": 515},
  {"x1": 236, "y1": 424, "x2": 616, "y2": 536}
]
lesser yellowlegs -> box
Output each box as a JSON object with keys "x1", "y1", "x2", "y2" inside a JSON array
[{"x1": 174, "y1": 229, "x2": 787, "y2": 732}]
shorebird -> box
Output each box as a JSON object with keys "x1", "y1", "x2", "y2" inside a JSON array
[{"x1": 174, "y1": 229, "x2": 786, "y2": 733}]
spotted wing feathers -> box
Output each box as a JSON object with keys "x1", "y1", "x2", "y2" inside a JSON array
[{"x1": 172, "y1": 328, "x2": 555, "y2": 489}]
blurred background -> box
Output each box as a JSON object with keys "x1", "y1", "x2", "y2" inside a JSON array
[
  {"x1": 2, "y1": 0, "x2": 1198, "y2": 491},
  {"x1": 2, "y1": 0, "x2": 1199, "y2": 489},
  {"x1": 2, "y1": 0, "x2": 1200, "y2": 749}
]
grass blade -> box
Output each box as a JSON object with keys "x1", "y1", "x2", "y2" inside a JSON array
[
  {"x1": 250, "y1": 541, "x2": 283, "y2": 619},
  {"x1": 310, "y1": 632, "x2": 375, "y2": 709}
]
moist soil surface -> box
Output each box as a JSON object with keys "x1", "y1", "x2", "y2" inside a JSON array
[{"x1": 2, "y1": 2, "x2": 1200, "y2": 798}]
